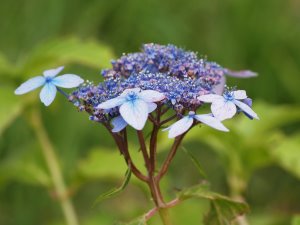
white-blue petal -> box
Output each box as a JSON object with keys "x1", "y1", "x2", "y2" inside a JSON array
[
  {"x1": 96, "y1": 97, "x2": 126, "y2": 109},
  {"x1": 234, "y1": 100, "x2": 259, "y2": 120},
  {"x1": 198, "y1": 94, "x2": 223, "y2": 103},
  {"x1": 43, "y1": 66, "x2": 64, "y2": 77},
  {"x1": 39, "y1": 83, "x2": 57, "y2": 106},
  {"x1": 211, "y1": 99, "x2": 236, "y2": 121},
  {"x1": 111, "y1": 116, "x2": 128, "y2": 132},
  {"x1": 212, "y1": 76, "x2": 226, "y2": 95},
  {"x1": 120, "y1": 88, "x2": 141, "y2": 97},
  {"x1": 52, "y1": 74, "x2": 84, "y2": 88},
  {"x1": 119, "y1": 99, "x2": 149, "y2": 130},
  {"x1": 164, "y1": 116, "x2": 193, "y2": 138},
  {"x1": 139, "y1": 90, "x2": 165, "y2": 102},
  {"x1": 147, "y1": 102, "x2": 157, "y2": 113},
  {"x1": 14, "y1": 76, "x2": 45, "y2": 95},
  {"x1": 233, "y1": 90, "x2": 247, "y2": 100},
  {"x1": 225, "y1": 69, "x2": 258, "y2": 78},
  {"x1": 194, "y1": 114, "x2": 229, "y2": 132}
]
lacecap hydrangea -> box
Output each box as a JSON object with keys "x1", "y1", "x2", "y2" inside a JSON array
[{"x1": 70, "y1": 43, "x2": 258, "y2": 136}]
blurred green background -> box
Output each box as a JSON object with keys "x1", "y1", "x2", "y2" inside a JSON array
[{"x1": 0, "y1": 0, "x2": 300, "y2": 224}]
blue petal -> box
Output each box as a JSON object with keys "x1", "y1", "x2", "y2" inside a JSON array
[
  {"x1": 164, "y1": 116, "x2": 193, "y2": 138},
  {"x1": 52, "y1": 74, "x2": 84, "y2": 88},
  {"x1": 224, "y1": 69, "x2": 258, "y2": 78},
  {"x1": 211, "y1": 99, "x2": 236, "y2": 121},
  {"x1": 194, "y1": 114, "x2": 229, "y2": 132},
  {"x1": 43, "y1": 66, "x2": 64, "y2": 77},
  {"x1": 139, "y1": 90, "x2": 165, "y2": 102},
  {"x1": 14, "y1": 76, "x2": 45, "y2": 95},
  {"x1": 234, "y1": 100, "x2": 259, "y2": 120},
  {"x1": 119, "y1": 99, "x2": 149, "y2": 130},
  {"x1": 96, "y1": 97, "x2": 126, "y2": 109},
  {"x1": 111, "y1": 116, "x2": 127, "y2": 132},
  {"x1": 39, "y1": 83, "x2": 57, "y2": 106}
]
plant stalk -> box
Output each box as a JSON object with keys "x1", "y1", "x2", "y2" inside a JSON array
[{"x1": 29, "y1": 109, "x2": 79, "y2": 225}]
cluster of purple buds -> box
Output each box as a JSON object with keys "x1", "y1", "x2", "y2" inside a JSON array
[{"x1": 15, "y1": 43, "x2": 259, "y2": 138}]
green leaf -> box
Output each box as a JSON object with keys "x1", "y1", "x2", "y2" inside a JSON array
[
  {"x1": 182, "y1": 146, "x2": 207, "y2": 179},
  {"x1": 0, "y1": 86, "x2": 23, "y2": 136},
  {"x1": 292, "y1": 215, "x2": 300, "y2": 225},
  {"x1": 18, "y1": 37, "x2": 115, "y2": 77},
  {"x1": 178, "y1": 183, "x2": 249, "y2": 225},
  {"x1": 272, "y1": 133, "x2": 300, "y2": 179},
  {"x1": 0, "y1": 160, "x2": 51, "y2": 187},
  {"x1": 0, "y1": 52, "x2": 15, "y2": 76},
  {"x1": 92, "y1": 167, "x2": 131, "y2": 206}
]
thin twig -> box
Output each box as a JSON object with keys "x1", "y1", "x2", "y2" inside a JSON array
[
  {"x1": 103, "y1": 124, "x2": 148, "y2": 182},
  {"x1": 160, "y1": 114, "x2": 178, "y2": 126},
  {"x1": 156, "y1": 134, "x2": 186, "y2": 181},
  {"x1": 137, "y1": 130, "x2": 151, "y2": 171}
]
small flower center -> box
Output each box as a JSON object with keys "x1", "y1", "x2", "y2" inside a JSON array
[
  {"x1": 188, "y1": 111, "x2": 195, "y2": 118},
  {"x1": 223, "y1": 91, "x2": 234, "y2": 101},
  {"x1": 45, "y1": 77, "x2": 53, "y2": 83},
  {"x1": 126, "y1": 92, "x2": 138, "y2": 102}
]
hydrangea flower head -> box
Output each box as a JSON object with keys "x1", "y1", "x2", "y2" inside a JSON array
[
  {"x1": 69, "y1": 43, "x2": 258, "y2": 135},
  {"x1": 15, "y1": 66, "x2": 84, "y2": 106}
]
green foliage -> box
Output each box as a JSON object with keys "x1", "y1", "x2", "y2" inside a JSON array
[
  {"x1": 18, "y1": 38, "x2": 114, "y2": 78},
  {"x1": 0, "y1": 86, "x2": 23, "y2": 136},
  {"x1": 182, "y1": 146, "x2": 207, "y2": 179},
  {"x1": 272, "y1": 133, "x2": 300, "y2": 179},
  {"x1": 92, "y1": 168, "x2": 131, "y2": 206},
  {"x1": 292, "y1": 216, "x2": 300, "y2": 225},
  {"x1": 117, "y1": 216, "x2": 147, "y2": 225},
  {"x1": 185, "y1": 101, "x2": 300, "y2": 195},
  {"x1": 178, "y1": 183, "x2": 249, "y2": 225}
]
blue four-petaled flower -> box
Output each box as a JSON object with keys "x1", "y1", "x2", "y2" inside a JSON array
[
  {"x1": 198, "y1": 90, "x2": 259, "y2": 121},
  {"x1": 96, "y1": 88, "x2": 165, "y2": 130},
  {"x1": 14, "y1": 66, "x2": 84, "y2": 106}
]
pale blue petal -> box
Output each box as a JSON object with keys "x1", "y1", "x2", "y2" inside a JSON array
[
  {"x1": 119, "y1": 99, "x2": 149, "y2": 130},
  {"x1": 111, "y1": 116, "x2": 128, "y2": 132},
  {"x1": 39, "y1": 83, "x2": 57, "y2": 106},
  {"x1": 194, "y1": 114, "x2": 229, "y2": 132},
  {"x1": 14, "y1": 76, "x2": 45, "y2": 95},
  {"x1": 96, "y1": 97, "x2": 126, "y2": 109},
  {"x1": 212, "y1": 76, "x2": 226, "y2": 95},
  {"x1": 147, "y1": 102, "x2": 157, "y2": 113},
  {"x1": 120, "y1": 88, "x2": 141, "y2": 97},
  {"x1": 225, "y1": 69, "x2": 258, "y2": 78},
  {"x1": 139, "y1": 90, "x2": 165, "y2": 102},
  {"x1": 52, "y1": 74, "x2": 84, "y2": 88},
  {"x1": 211, "y1": 99, "x2": 236, "y2": 121},
  {"x1": 198, "y1": 94, "x2": 223, "y2": 103},
  {"x1": 43, "y1": 66, "x2": 64, "y2": 77},
  {"x1": 242, "y1": 98, "x2": 252, "y2": 107},
  {"x1": 164, "y1": 116, "x2": 193, "y2": 138},
  {"x1": 233, "y1": 90, "x2": 247, "y2": 100},
  {"x1": 234, "y1": 100, "x2": 259, "y2": 120}
]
